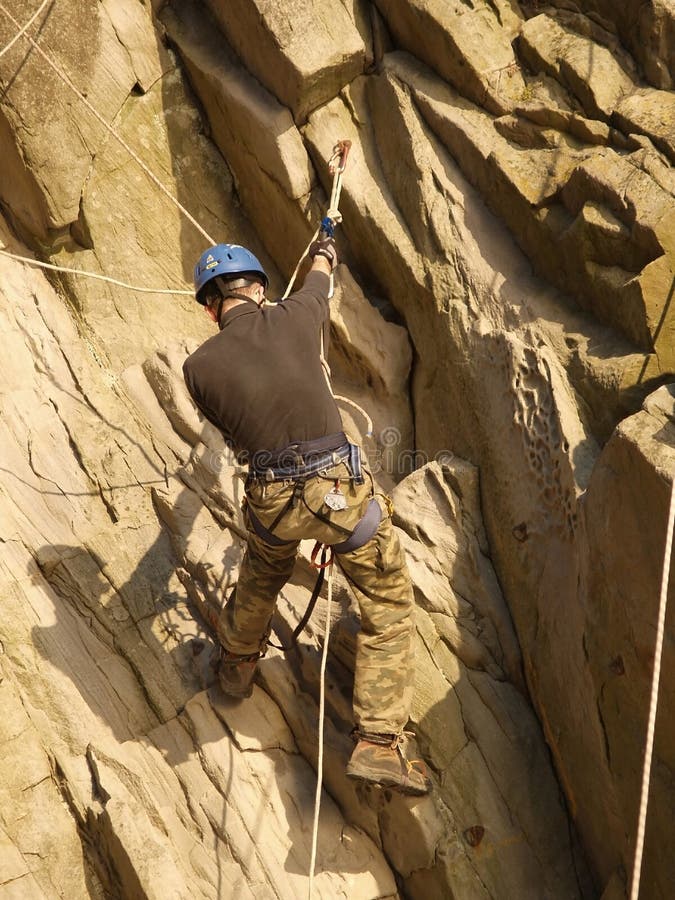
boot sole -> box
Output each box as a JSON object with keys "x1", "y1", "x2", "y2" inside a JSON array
[{"x1": 346, "y1": 763, "x2": 431, "y2": 796}]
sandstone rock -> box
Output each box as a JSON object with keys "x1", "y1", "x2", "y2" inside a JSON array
[
  {"x1": 0, "y1": 223, "x2": 400, "y2": 899},
  {"x1": 202, "y1": 0, "x2": 367, "y2": 123},
  {"x1": 47, "y1": 56, "x2": 268, "y2": 370},
  {"x1": 0, "y1": 674, "x2": 95, "y2": 899},
  {"x1": 373, "y1": 0, "x2": 527, "y2": 114},
  {"x1": 328, "y1": 266, "x2": 414, "y2": 482},
  {"x1": 581, "y1": 384, "x2": 675, "y2": 896},
  {"x1": 393, "y1": 460, "x2": 522, "y2": 685},
  {"x1": 640, "y1": 0, "x2": 675, "y2": 88},
  {"x1": 519, "y1": 13, "x2": 634, "y2": 120},
  {"x1": 615, "y1": 88, "x2": 675, "y2": 164},
  {"x1": 1, "y1": 2, "x2": 675, "y2": 897},
  {"x1": 99, "y1": 0, "x2": 168, "y2": 93},
  {"x1": 513, "y1": 100, "x2": 640, "y2": 149},
  {"x1": 0, "y1": 0, "x2": 144, "y2": 241},
  {"x1": 160, "y1": 0, "x2": 320, "y2": 277},
  {"x1": 307, "y1": 51, "x2": 667, "y2": 448},
  {"x1": 444, "y1": 329, "x2": 629, "y2": 890},
  {"x1": 390, "y1": 462, "x2": 593, "y2": 898},
  {"x1": 547, "y1": 0, "x2": 675, "y2": 90},
  {"x1": 385, "y1": 52, "x2": 674, "y2": 378},
  {"x1": 560, "y1": 149, "x2": 675, "y2": 364}
]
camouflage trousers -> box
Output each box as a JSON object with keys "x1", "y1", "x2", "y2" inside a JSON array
[{"x1": 216, "y1": 459, "x2": 415, "y2": 736}]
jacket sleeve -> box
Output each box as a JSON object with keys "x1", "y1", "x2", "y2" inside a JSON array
[{"x1": 279, "y1": 270, "x2": 331, "y2": 322}]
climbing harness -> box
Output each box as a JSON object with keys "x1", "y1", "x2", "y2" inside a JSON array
[
  {"x1": 262, "y1": 479, "x2": 381, "y2": 654},
  {"x1": 267, "y1": 542, "x2": 332, "y2": 653},
  {"x1": 629, "y1": 474, "x2": 675, "y2": 900},
  {"x1": 250, "y1": 434, "x2": 352, "y2": 482},
  {"x1": 245, "y1": 432, "x2": 382, "y2": 653}
]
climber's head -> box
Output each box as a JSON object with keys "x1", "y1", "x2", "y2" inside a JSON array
[{"x1": 193, "y1": 244, "x2": 268, "y2": 313}]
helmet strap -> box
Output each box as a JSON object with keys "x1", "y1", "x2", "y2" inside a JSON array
[{"x1": 223, "y1": 290, "x2": 260, "y2": 305}]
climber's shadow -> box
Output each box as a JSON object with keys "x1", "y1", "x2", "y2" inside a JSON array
[
  {"x1": 27, "y1": 485, "x2": 341, "y2": 881},
  {"x1": 29, "y1": 531, "x2": 222, "y2": 747},
  {"x1": 28, "y1": 530, "x2": 329, "y2": 897},
  {"x1": 27, "y1": 441, "x2": 412, "y2": 890},
  {"x1": 28, "y1": 435, "x2": 247, "y2": 745}
]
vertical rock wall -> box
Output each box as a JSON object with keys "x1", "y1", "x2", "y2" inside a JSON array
[{"x1": 0, "y1": 1, "x2": 674, "y2": 898}]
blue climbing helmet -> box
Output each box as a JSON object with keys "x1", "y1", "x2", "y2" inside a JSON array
[{"x1": 193, "y1": 243, "x2": 268, "y2": 304}]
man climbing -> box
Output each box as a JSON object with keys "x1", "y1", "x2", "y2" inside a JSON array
[{"x1": 183, "y1": 240, "x2": 430, "y2": 796}]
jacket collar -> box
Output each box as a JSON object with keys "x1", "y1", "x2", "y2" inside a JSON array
[{"x1": 218, "y1": 301, "x2": 259, "y2": 330}]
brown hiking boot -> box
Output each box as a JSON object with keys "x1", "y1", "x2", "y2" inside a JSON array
[
  {"x1": 216, "y1": 648, "x2": 260, "y2": 699},
  {"x1": 346, "y1": 735, "x2": 432, "y2": 796}
]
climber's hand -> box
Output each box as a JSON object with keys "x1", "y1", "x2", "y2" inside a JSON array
[{"x1": 308, "y1": 236, "x2": 338, "y2": 271}]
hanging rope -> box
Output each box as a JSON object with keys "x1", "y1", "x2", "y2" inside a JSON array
[
  {"x1": 334, "y1": 395, "x2": 373, "y2": 437},
  {"x1": 629, "y1": 474, "x2": 675, "y2": 900},
  {"x1": 0, "y1": 0, "x2": 50, "y2": 60},
  {"x1": 0, "y1": 2, "x2": 216, "y2": 246},
  {"x1": 280, "y1": 141, "x2": 373, "y2": 438},
  {"x1": 0, "y1": 247, "x2": 192, "y2": 295},
  {"x1": 282, "y1": 140, "x2": 350, "y2": 301},
  {"x1": 308, "y1": 550, "x2": 334, "y2": 900}
]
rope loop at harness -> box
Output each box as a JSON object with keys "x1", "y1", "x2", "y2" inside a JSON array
[
  {"x1": 268, "y1": 543, "x2": 332, "y2": 653},
  {"x1": 311, "y1": 542, "x2": 334, "y2": 570}
]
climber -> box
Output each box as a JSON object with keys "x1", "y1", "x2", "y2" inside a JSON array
[{"x1": 182, "y1": 241, "x2": 431, "y2": 796}]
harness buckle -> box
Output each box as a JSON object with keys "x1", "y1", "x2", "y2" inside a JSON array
[{"x1": 348, "y1": 443, "x2": 365, "y2": 484}]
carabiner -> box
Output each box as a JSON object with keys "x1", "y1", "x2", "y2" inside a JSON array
[{"x1": 328, "y1": 139, "x2": 352, "y2": 175}]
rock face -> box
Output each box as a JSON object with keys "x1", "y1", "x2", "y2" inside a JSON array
[
  {"x1": 203, "y1": 0, "x2": 369, "y2": 123},
  {"x1": 0, "y1": 0, "x2": 674, "y2": 898}
]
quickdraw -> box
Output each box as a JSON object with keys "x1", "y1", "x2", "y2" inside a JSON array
[{"x1": 320, "y1": 139, "x2": 352, "y2": 240}]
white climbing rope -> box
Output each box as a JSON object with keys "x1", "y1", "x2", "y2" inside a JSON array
[
  {"x1": 0, "y1": 0, "x2": 50, "y2": 60},
  {"x1": 282, "y1": 141, "x2": 349, "y2": 301},
  {"x1": 282, "y1": 222, "x2": 322, "y2": 302},
  {"x1": 0, "y1": 247, "x2": 192, "y2": 295},
  {"x1": 281, "y1": 141, "x2": 374, "y2": 439},
  {"x1": 0, "y1": 2, "x2": 216, "y2": 246},
  {"x1": 629, "y1": 474, "x2": 675, "y2": 900},
  {"x1": 334, "y1": 395, "x2": 374, "y2": 438},
  {"x1": 308, "y1": 557, "x2": 334, "y2": 900}
]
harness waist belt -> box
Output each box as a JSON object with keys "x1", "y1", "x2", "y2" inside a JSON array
[
  {"x1": 250, "y1": 432, "x2": 349, "y2": 481},
  {"x1": 251, "y1": 431, "x2": 347, "y2": 468}
]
